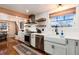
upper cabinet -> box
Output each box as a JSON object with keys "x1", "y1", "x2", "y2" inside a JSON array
[{"x1": 49, "y1": 7, "x2": 76, "y2": 27}]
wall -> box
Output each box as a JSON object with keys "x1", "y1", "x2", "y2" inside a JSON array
[
  {"x1": 36, "y1": 11, "x2": 56, "y2": 36},
  {"x1": 0, "y1": 12, "x2": 27, "y2": 37},
  {"x1": 36, "y1": 5, "x2": 79, "y2": 39}
]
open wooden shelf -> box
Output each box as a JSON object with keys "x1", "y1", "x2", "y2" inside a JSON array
[{"x1": 36, "y1": 18, "x2": 46, "y2": 22}]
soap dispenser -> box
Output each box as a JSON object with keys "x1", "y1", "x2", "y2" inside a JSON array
[{"x1": 60, "y1": 30, "x2": 64, "y2": 38}]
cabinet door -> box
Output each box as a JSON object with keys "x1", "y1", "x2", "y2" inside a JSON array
[
  {"x1": 44, "y1": 40, "x2": 55, "y2": 54},
  {"x1": 31, "y1": 34, "x2": 35, "y2": 47},
  {"x1": 44, "y1": 40, "x2": 66, "y2": 55},
  {"x1": 66, "y1": 39, "x2": 76, "y2": 55},
  {"x1": 54, "y1": 44, "x2": 66, "y2": 55},
  {"x1": 18, "y1": 31, "x2": 24, "y2": 42},
  {"x1": 75, "y1": 40, "x2": 79, "y2": 55}
]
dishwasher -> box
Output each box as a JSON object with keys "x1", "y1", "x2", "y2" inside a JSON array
[{"x1": 35, "y1": 35, "x2": 44, "y2": 51}]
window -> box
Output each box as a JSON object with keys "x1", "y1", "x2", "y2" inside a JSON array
[
  {"x1": 50, "y1": 13, "x2": 75, "y2": 27},
  {"x1": 0, "y1": 22, "x2": 8, "y2": 30}
]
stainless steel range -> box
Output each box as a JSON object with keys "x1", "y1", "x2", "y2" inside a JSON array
[{"x1": 24, "y1": 14, "x2": 37, "y2": 45}]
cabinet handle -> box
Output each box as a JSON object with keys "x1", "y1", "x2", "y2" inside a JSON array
[
  {"x1": 52, "y1": 45, "x2": 54, "y2": 49},
  {"x1": 76, "y1": 41, "x2": 78, "y2": 46}
]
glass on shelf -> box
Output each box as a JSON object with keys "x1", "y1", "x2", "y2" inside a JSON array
[
  {"x1": 64, "y1": 13, "x2": 75, "y2": 20},
  {"x1": 57, "y1": 16, "x2": 64, "y2": 21},
  {"x1": 66, "y1": 20, "x2": 73, "y2": 27},
  {"x1": 50, "y1": 13, "x2": 75, "y2": 27},
  {"x1": 51, "y1": 16, "x2": 58, "y2": 22},
  {"x1": 50, "y1": 21, "x2": 57, "y2": 26}
]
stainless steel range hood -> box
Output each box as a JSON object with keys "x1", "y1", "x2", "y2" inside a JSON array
[{"x1": 26, "y1": 14, "x2": 36, "y2": 24}]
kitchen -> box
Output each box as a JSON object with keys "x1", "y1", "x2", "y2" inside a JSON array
[{"x1": 0, "y1": 4, "x2": 79, "y2": 55}]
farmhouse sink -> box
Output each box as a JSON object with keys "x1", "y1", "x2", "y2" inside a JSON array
[{"x1": 44, "y1": 36, "x2": 66, "y2": 45}]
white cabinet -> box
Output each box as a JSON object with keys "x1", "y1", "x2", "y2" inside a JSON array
[
  {"x1": 66, "y1": 39, "x2": 79, "y2": 55},
  {"x1": 44, "y1": 40, "x2": 66, "y2": 55},
  {"x1": 66, "y1": 39, "x2": 76, "y2": 55},
  {"x1": 54, "y1": 43, "x2": 66, "y2": 55},
  {"x1": 31, "y1": 34, "x2": 36, "y2": 47},
  {"x1": 44, "y1": 37, "x2": 79, "y2": 55},
  {"x1": 18, "y1": 31, "x2": 24, "y2": 42},
  {"x1": 44, "y1": 40, "x2": 54, "y2": 54},
  {"x1": 75, "y1": 40, "x2": 79, "y2": 55}
]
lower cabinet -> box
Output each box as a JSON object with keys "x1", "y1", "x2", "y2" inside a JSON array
[
  {"x1": 54, "y1": 43, "x2": 66, "y2": 55},
  {"x1": 44, "y1": 38, "x2": 79, "y2": 55},
  {"x1": 66, "y1": 39, "x2": 76, "y2": 55},
  {"x1": 75, "y1": 40, "x2": 79, "y2": 55},
  {"x1": 65, "y1": 39, "x2": 79, "y2": 55},
  {"x1": 44, "y1": 40, "x2": 66, "y2": 55},
  {"x1": 44, "y1": 40, "x2": 54, "y2": 54},
  {"x1": 18, "y1": 31, "x2": 24, "y2": 42}
]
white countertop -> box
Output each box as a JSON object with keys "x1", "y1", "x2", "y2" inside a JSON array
[
  {"x1": 65, "y1": 37, "x2": 79, "y2": 40},
  {"x1": 31, "y1": 33, "x2": 79, "y2": 40},
  {"x1": 31, "y1": 33, "x2": 46, "y2": 35}
]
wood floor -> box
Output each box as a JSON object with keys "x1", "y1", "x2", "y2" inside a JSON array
[
  {"x1": 0, "y1": 38, "x2": 48, "y2": 55},
  {"x1": 0, "y1": 38, "x2": 19, "y2": 55}
]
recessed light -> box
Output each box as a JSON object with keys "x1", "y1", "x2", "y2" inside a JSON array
[{"x1": 26, "y1": 9, "x2": 29, "y2": 13}]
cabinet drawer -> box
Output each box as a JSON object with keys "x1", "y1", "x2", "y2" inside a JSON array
[
  {"x1": 44, "y1": 40, "x2": 66, "y2": 55},
  {"x1": 53, "y1": 43, "x2": 66, "y2": 55},
  {"x1": 44, "y1": 41, "x2": 55, "y2": 54}
]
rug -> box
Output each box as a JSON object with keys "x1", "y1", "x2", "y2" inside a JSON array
[{"x1": 13, "y1": 44, "x2": 42, "y2": 55}]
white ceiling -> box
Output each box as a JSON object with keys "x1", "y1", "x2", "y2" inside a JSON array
[{"x1": 0, "y1": 4, "x2": 77, "y2": 15}]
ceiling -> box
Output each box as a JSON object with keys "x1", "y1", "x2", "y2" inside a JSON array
[{"x1": 0, "y1": 4, "x2": 77, "y2": 15}]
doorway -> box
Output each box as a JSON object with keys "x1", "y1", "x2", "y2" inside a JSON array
[{"x1": 7, "y1": 21, "x2": 16, "y2": 38}]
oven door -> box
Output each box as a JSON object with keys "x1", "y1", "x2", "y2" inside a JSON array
[{"x1": 25, "y1": 34, "x2": 31, "y2": 45}]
